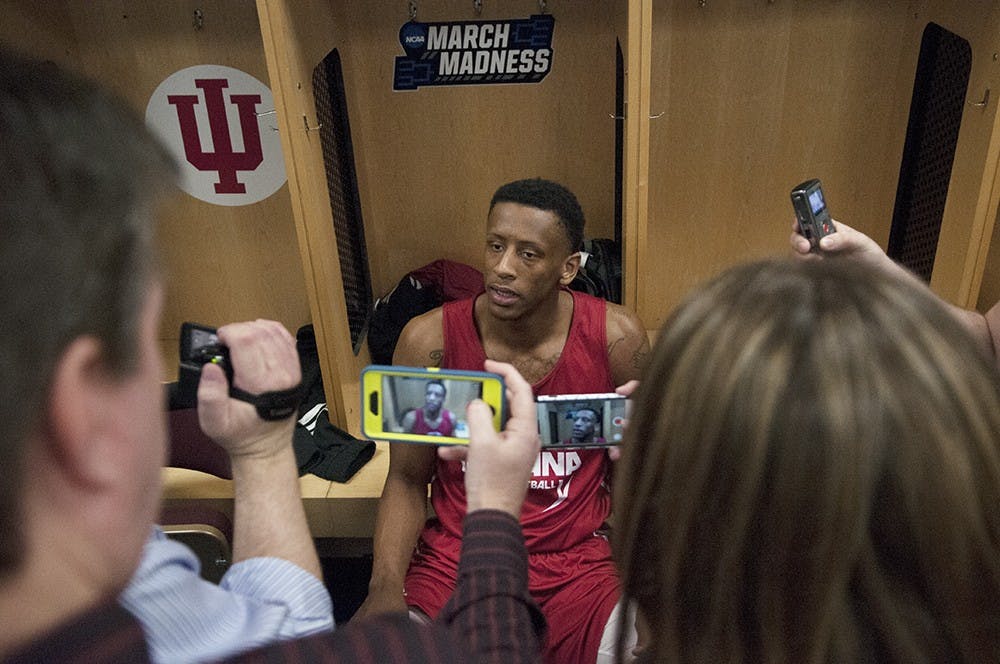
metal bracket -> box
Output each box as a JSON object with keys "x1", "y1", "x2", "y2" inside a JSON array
[
  {"x1": 969, "y1": 88, "x2": 991, "y2": 108},
  {"x1": 303, "y1": 115, "x2": 323, "y2": 133}
]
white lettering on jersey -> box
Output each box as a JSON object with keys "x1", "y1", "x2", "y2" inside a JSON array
[
  {"x1": 530, "y1": 451, "x2": 582, "y2": 478},
  {"x1": 542, "y1": 477, "x2": 573, "y2": 512}
]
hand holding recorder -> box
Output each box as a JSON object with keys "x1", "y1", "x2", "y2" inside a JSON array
[
  {"x1": 194, "y1": 320, "x2": 303, "y2": 459},
  {"x1": 790, "y1": 179, "x2": 836, "y2": 250},
  {"x1": 179, "y1": 322, "x2": 305, "y2": 422},
  {"x1": 789, "y1": 216, "x2": 895, "y2": 272}
]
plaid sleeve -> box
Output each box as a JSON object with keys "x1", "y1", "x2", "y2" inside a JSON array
[{"x1": 437, "y1": 509, "x2": 547, "y2": 663}]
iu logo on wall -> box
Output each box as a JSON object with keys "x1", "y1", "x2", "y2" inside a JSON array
[{"x1": 146, "y1": 65, "x2": 287, "y2": 206}]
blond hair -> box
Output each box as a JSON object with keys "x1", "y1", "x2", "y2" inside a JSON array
[{"x1": 614, "y1": 258, "x2": 1000, "y2": 663}]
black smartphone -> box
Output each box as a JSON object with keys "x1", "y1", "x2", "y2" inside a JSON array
[
  {"x1": 790, "y1": 178, "x2": 836, "y2": 249},
  {"x1": 536, "y1": 393, "x2": 630, "y2": 448}
]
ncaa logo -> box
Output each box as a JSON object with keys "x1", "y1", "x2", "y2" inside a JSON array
[
  {"x1": 145, "y1": 65, "x2": 286, "y2": 206},
  {"x1": 400, "y1": 22, "x2": 428, "y2": 58}
]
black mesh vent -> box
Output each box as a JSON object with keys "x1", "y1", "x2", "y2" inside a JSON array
[
  {"x1": 888, "y1": 23, "x2": 971, "y2": 282},
  {"x1": 312, "y1": 49, "x2": 373, "y2": 354}
]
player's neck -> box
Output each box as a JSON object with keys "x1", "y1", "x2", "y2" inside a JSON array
[
  {"x1": 476, "y1": 290, "x2": 573, "y2": 384},
  {"x1": 482, "y1": 288, "x2": 571, "y2": 346}
]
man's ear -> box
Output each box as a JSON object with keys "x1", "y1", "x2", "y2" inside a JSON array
[
  {"x1": 559, "y1": 251, "x2": 582, "y2": 286},
  {"x1": 45, "y1": 336, "x2": 121, "y2": 488}
]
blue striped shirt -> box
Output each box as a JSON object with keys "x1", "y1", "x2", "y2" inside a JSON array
[{"x1": 118, "y1": 527, "x2": 333, "y2": 663}]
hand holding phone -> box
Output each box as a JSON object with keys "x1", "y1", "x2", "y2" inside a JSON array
[
  {"x1": 439, "y1": 360, "x2": 541, "y2": 517},
  {"x1": 360, "y1": 365, "x2": 507, "y2": 445},
  {"x1": 790, "y1": 178, "x2": 836, "y2": 250}
]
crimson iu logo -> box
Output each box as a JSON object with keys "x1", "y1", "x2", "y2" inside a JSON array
[{"x1": 146, "y1": 65, "x2": 286, "y2": 206}]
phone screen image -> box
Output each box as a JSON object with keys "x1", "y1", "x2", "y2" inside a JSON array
[
  {"x1": 360, "y1": 365, "x2": 506, "y2": 445},
  {"x1": 536, "y1": 394, "x2": 629, "y2": 448},
  {"x1": 808, "y1": 187, "x2": 826, "y2": 215}
]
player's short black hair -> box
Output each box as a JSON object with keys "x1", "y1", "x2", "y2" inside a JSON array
[
  {"x1": 490, "y1": 178, "x2": 584, "y2": 253},
  {"x1": 426, "y1": 379, "x2": 446, "y2": 397}
]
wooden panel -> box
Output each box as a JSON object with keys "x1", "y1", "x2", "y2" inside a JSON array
[
  {"x1": 1, "y1": 1, "x2": 312, "y2": 377},
  {"x1": 623, "y1": 0, "x2": 653, "y2": 317},
  {"x1": 0, "y1": 3, "x2": 76, "y2": 60},
  {"x1": 640, "y1": 1, "x2": 930, "y2": 330}
]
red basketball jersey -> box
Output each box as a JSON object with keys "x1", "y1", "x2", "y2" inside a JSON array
[{"x1": 427, "y1": 289, "x2": 614, "y2": 553}]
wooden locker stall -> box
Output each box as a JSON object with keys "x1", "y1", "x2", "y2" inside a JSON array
[
  {"x1": 0, "y1": 1, "x2": 312, "y2": 377},
  {"x1": 259, "y1": 0, "x2": 628, "y2": 426},
  {"x1": 627, "y1": 0, "x2": 1000, "y2": 333}
]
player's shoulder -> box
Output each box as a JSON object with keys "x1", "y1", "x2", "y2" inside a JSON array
[
  {"x1": 395, "y1": 306, "x2": 445, "y2": 365},
  {"x1": 604, "y1": 300, "x2": 646, "y2": 341},
  {"x1": 404, "y1": 305, "x2": 444, "y2": 333}
]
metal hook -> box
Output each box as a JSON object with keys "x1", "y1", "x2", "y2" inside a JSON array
[
  {"x1": 408, "y1": 0, "x2": 418, "y2": 21},
  {"x1": 610, "y1": 111, "x2": 664, "y2": 120},
  {"x1": 610, "y1": 100, "x2": 627, "y2": 120},
  {"x1": 969, "y1": 88, "x2": 991, "y2": 108},
  {"x1": 193, "y1": 8, "x2": 204, "y2": 30},
  {"x1": 538, "y1": 0, "x2": 547, "y2": 14},
  {"x1": 255, "y1": 110, "x2": 279, "y2": 131},
  {"x1": 473, "y1": 0, "x2": 483, "y2": 15},
  {"x1": 303, "y1": 115, "x2": 323, "y2": 133}
]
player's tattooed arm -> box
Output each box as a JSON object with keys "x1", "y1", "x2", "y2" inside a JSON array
[{"x1": 606, "y1": 303, "x2": 650, "y2": 385}]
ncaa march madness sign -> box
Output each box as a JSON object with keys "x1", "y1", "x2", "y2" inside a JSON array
[
  {"x1": 394, "y1": 14, "x2": 555, "y2": 91},
  {"x1": 145, "y1": 65, "x2": 287, "y2": 206}
]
